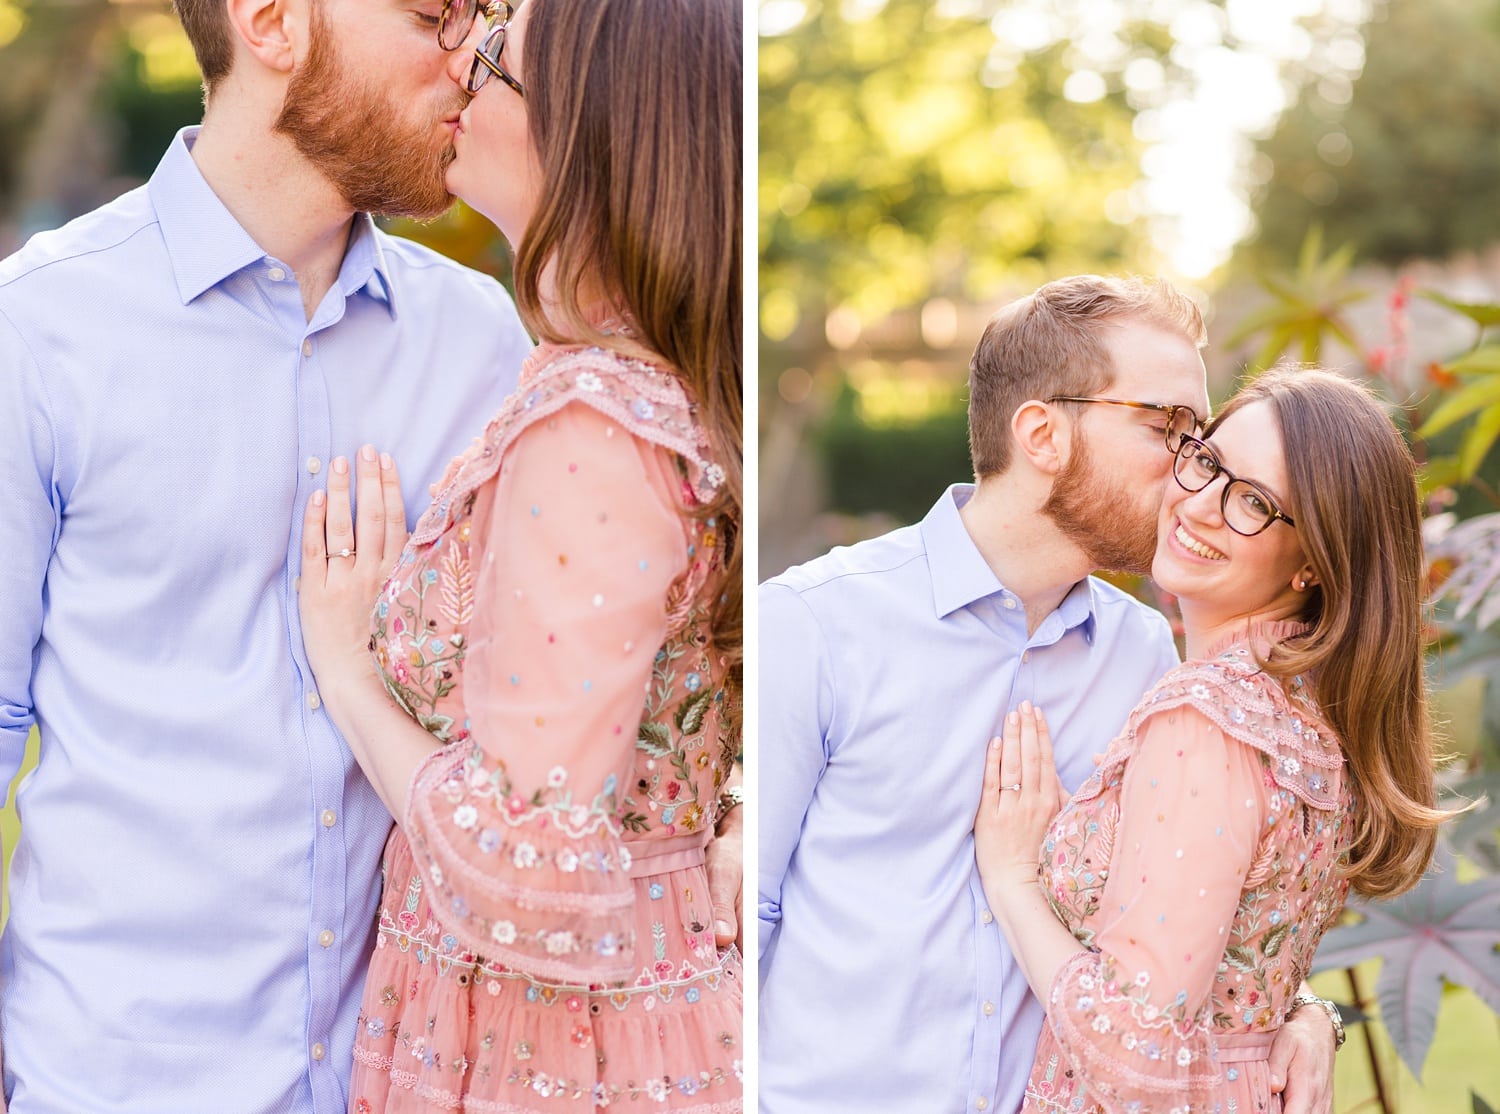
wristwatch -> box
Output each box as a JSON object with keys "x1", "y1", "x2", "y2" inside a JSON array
[
  {"x1": 1287, "y1": 992, "x2": 1346, "y2": 1051},
  {"x1": 716, "y1": 784, "x2": 744, "y2": 819}
]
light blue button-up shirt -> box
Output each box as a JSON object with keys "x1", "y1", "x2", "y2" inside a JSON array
[
  {"x1": 758, "y1": 485, "x2": 1180, "y2": 1114},
  {"x1": 0, "y1": 128, "x2": 532, "y2": 1113}
]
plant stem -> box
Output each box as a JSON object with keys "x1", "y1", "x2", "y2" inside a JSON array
[{"x1": 1347, "y1": 966, "x2": 1392, "y2": 1113}]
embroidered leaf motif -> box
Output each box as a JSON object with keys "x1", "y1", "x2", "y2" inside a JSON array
[
  {"x1": 637, "y1": 721, "x2": 673, "y2": 756},
  {"x1": 1095, "y1": 803, "x2": 1119, "y2": 867},
  {"x1": 1243, "y1": 837, "x2": 1278, "y2": 889},
  {"x1": 440, "y1": 544, "x2": 474, "y2": 627},
  {"x1": 1225, "y1": 945, "x2": 1258, "y2": 973},
  {"x1": 1260, "y1": 923, "x2": 1290, "y2": 958},
  {"x1": 676, "y1": 690, "x2": 713, "y2": 736},
  {"x1": 418, "y1": 713, "x2": 455, "y2": 740}
]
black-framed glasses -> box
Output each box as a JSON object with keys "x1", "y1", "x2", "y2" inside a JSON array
[
  {"x1": 1046, "y1": 395, "x2": 1203, "y2": 453},
  {"x1": 438, "y1": 0, "x2": 504, "y2": 51},
  {"x1": 1172, "y1": 434, "x2": 1296, "y2": 537},
  {"x1": 468, "y1": 16, "x2": 524, "y2": 96}
]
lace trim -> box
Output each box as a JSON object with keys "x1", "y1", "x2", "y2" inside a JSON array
[
  {"x1": 1043, "y1": 952, "x2": 1222, "y2": 1103},
  {"x1": 356, "y1": 1044, "x2": 743, "y2": 1114},
  {"x1": 1076, "y1": 648, "x2": 1343, "y2": 811},
  {"x1": 411, "y1": 345, "x2": 716, "y2": 548}
]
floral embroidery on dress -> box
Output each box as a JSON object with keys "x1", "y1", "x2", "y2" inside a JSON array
[
  {"x1": 353, "y1": 343, "x2": 741, "y2": 1114},
  {"x1": 1024, "y1": 622, "x2": 1353, "y2": 1114}
]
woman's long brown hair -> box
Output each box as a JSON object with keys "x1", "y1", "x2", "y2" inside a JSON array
[
  {"x1": 513, "y1": 0, "x2": 743, "y2": 683},
  {"x1": 1211, "y1": 368, "x2": 1455, "y2": 898}
]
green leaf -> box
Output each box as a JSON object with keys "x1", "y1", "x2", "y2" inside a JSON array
[
  {"x1": 1447, "y1": 346, "x2": 1500, "y2": 378},
  {"x1": 1311, "y1": 844, "x2": 1500, "y2": 1080},
  {"x1": 1418, "y1": 377, "x2": 1500, "y2": 438},
  {"x1": 675, "y1": 690, "x2": 713, "y2": 735},
  {"x1": 1250, "y1": 325, "x2": 1297, "y2": 375},
  {"x1": 1260, "y1": 922, "x2": 1291, "y2": 958},
  {"x1": 1421, "y1": 290, "x2": 1500, "y2": 329},
  {"x1": 1225, "y1": 944, "x2": 1258, "y2": 973},
  {"x1": 1418, "y1": 454, "x2": 1465, "y2": 496},
  {"x1": 637, "y1": 721, "x2": 673, "y2": 756},
  {"x1": 1475, "y1": 1091, "x2": 1497, "y2": 1114},
  {"x1": 1461, "y1": 404, "x2": 1500, "y2": 479}
]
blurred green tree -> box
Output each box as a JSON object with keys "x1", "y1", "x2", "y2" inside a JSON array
[{"x1": 1249, "y1": 0, "x2": 1500, "y2": 266}]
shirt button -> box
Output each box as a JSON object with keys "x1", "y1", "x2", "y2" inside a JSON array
[
  {"x1": 1002, "y1": 598, "x2": 1017, "y2": 610},
  {"x1": 268, "y1": 265, "x2": 286, "y2": 281},
  {"x1": 307, "y1": 456, "x2": 322, "y2": 474},
  {"x1": 306, "y1": 691, "x2": 321, "y2": 710},
  {"x1": 293, "y1": 575, "x2": 301, "y2": 592},
  {"x1": 318, "y1": 929, "x2": 335, "y2": 948},
  {"x1": 980, "y1": 910, "x2": 994, "y2": 924},
  {"x1": 982, "y1": 1001, "x2": 995, "y2": 1016},
  {"x1": 311, "y1": 1042, "x2": 326, "y2": 1062},
  {"x1": 976, "y1": 1099, "x2": 989, "y2": 1111},
  {"x1": 302, "y1": 339, "x2": 314, "y2": 357},
  {"x1": 321, "y1": 808, "x2": 338, "y2": 828}
]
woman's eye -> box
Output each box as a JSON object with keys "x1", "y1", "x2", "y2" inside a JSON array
[{"x1": 1241, "y1": 490, "x2": 1270, "y2": 516}]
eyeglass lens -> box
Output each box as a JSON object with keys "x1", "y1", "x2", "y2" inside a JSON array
[
  {"x1": 438, "y1": 0, "x2": 478, "y2": 50},
  {"x1": 1173, "y1": 440, "x2": 1279, "y2": 535}
]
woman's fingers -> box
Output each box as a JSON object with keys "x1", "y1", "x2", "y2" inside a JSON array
[
  {"x1": 997, "y1": 710, "x2": 1022, "y2": 799},
  {"x1": 1018, "y1": 700, "x2": 1040, "y2": 796},
  {"x1": 325, "y1": 456, "x2": 356, "y2": 560},
  {"x1": 381, "y1": 452, "x2": 408, "y2": 564},
  {"x1": 353, "y1": 445, "x2": 384, "y2": 567},
  {"x1": 301, "y1": 488, "x2": 328, "y2": 586}
]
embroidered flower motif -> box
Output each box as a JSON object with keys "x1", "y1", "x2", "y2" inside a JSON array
[
  {"x1": 677, "y1": 1077, "x2": 700, "y2": 1096},
  {"x1": 547, "y1": 766, "x2": 568, "y2": 789},
  {"x1": 491, "y1": 920, "x2": 517, "y2": 945},
  {"x1": 701, "y1": 462, "x2": 725, "y2": 491},
  {"x1": 557, "y1": 848, "x2": 580, "y2": 873},
  {"x1": 631, "y1": 398, "x2": 656, "y2": 421},
  {"x1": 577, "y1": 371, "x2": 604, "y2": 392},
  {"x1": 1176, "y1": 1048, "x2": 1193, "y2": 1067},
  {"x1": 453, "y1": 805, "x2": 479, "y2": 830},
  {"x1": 366, "y1": 1018, "x2": 387, "y2": 1038},
  {"x1": 544, "y1": 931, "x2": 576, "y2": 956},
  {"x1": 513, "y1": 842, "x2": 539, "y2": 869},
  {"x1": 1091, "y1": 1015, "x2": 1111, "y2": 1033},
  {"x1": 478, "y1": 828, "x2": 500, "y2": 854}
]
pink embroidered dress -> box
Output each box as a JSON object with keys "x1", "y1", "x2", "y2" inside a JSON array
[
  {"x1": 349, "y1": 344, "x2": 742, "y2": 1114},
  {"x1": 1025, "y1": 622, "x2": 1353, "y2": 1114}
]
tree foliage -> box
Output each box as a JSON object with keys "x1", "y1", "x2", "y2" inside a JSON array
[
  {"x1": 1249, "y1": 0, "x2": 1500, "y2": 267},
  {"x1": 759, "y1": 0, "x2": 1147, "y2": 341}
]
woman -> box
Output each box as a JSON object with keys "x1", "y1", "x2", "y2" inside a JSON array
[
  {"x1": 295, "y1": 1, "x2": 743, "y2": 1110},
  {"x1": 974, "y1": 368, "x2": 1452, "y2": 1112}
]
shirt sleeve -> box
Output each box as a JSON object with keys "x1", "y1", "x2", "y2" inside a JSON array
[
  {"x1": 0, "y1": 307, "x2": 57, "y2": 785},
  {"x1": 1042, "y1": 704, "x2": 1269, "y2": 1106},
  {"x1": 402, "y1": 400, "x2": 689, "y2": 983},
  {"x1": 756, "y1": 581, "x2": 836, "y2": 964}
]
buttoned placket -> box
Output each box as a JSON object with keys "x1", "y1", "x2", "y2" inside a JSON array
[{"x1": 266, "y1": 259, "x2": 353, "y2": 1113}]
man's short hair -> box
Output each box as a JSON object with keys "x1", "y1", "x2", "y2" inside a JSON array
[
  {"x1": 967, "y1": 275, "x2": 1206, "y2": 479},
  {"x1": 172, "y1": 0, "x2": 236, "y2": 94}
]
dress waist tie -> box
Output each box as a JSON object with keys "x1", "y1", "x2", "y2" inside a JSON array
[
  {"x1": 625, "y1": 829, "x2": 713, "y2": 879},
  {"x1": 1215, "y1": 1031, "x2": 1277, "y2": 1063}
]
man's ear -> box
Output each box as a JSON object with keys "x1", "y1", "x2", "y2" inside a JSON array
[
  {"x1": 1010, "y1": 399, "x2": 1069, "y2": 476},
  {"x1": 225, "y1": 0, "x2": 302, "y2": 75}
]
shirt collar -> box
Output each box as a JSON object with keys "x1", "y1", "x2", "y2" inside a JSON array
[
  {"x1": 920, "y1": 483, "x2": 1099, "y2": 639},
  {"x1": 921, "y1": 484, "x2": 1006, "y2": 618},
  {"x1": 148, "y1": 126, "x2": 397, "y2": 316}
]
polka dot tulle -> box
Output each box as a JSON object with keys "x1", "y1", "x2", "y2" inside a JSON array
[
  {"x1": 1025, "y1": 622, "x2": 1352, "y2": 1113},
  {"x1": 352, "y1": 346, "x2": 741, "y2": 1113}
]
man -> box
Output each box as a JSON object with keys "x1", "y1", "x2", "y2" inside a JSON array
[
  {"x1": 0, "y1": 2, "x2": 531, "y2": 1110},
  {"x1": 759, "y1": 275, "x2": 1339, "y2": 1113}
]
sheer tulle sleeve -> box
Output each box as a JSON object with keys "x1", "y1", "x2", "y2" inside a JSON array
[
  {"x1": 1043, "y1": 705, "x2": 1270, "y2": 1108},
  {"x1": 402, "y1": 401, "x2": 688, "y2": 983}
]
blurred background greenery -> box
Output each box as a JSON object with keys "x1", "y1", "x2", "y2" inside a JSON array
[{"x1": 760, "y1": 1, "x2": 1500, "y2": 1109}]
